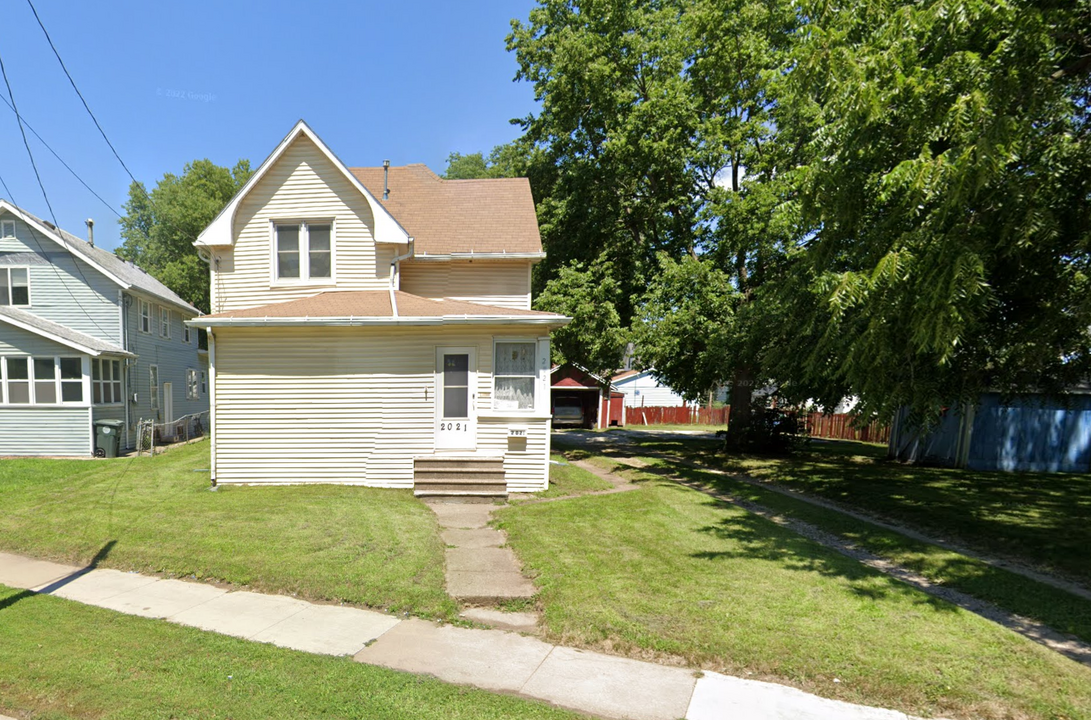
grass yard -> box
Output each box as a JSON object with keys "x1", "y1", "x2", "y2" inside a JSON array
[
  {"x1": 496, "y1": 478, "x2": 1091, "y2": 720},
  {"x1": 0, "y1": 585, "x2": 581, "y2": 720},
  {"x1": 0, "y1": 440, "x2": 456, "y2": 620},
  {"x1": 525, "y1": 453, "x2": 614, "y2": 501},
  {"x1": 621, "y1": 433, "x2": 1091, "y2": 587}
]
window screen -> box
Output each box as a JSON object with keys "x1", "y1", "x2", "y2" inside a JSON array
[{"x1": 494, "y1": 342, "x2": 536, "y2": 411}]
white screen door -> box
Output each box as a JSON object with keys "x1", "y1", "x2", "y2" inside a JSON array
[{"x1": 436, "y1": 347, "x2": 476, "y2": 451}]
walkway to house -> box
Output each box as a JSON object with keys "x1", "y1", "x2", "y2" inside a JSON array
[{"x1": 0, "y1": 550, "x2": 925, "y2": 720}]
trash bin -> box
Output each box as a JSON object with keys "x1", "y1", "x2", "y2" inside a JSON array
[{"x1": 93, "y1": 419, "x2": 124, "y2": 458}]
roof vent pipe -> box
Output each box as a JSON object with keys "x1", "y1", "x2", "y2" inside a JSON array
[
  {"x1": 383, "y1": 159, "x2": 390, "y2": 200},
  {"x1": 86, "y1": 218, "x2": 94, "y2": 246}
]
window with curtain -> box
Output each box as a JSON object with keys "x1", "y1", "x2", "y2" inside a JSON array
[{"x1": 493, "y1": 342, "x2": 536, "y2": 411}]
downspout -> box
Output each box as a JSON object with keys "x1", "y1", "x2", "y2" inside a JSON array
[{"x1": 388, "y1": 237, "x2": 415, "y2": 318}]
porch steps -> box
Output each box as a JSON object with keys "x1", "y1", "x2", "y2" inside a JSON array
[{"x1": 413, "y1": 456, "x2": 507, "y2": 500}]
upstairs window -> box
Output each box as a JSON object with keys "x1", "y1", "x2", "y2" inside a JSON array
[
  {"x1": 159, "y1": 307, "x2": 171, "y2": 338},
  {"x1": 0, "y1": 268, "x2": 30, "y2": 306},
  {"x1": 274, "y1": 221, "x2": 332, "y2": 282},
  {"x1": 1, "y1": 219, "x2": 14, "y2": 238},
  {"x1": 493, "y1": 342, "x2": 537, "y2": 411},
  {"x1": 139, "y1": 300, "x2": 151, "y2": 333},
  {"x1": 183, "y1": 324, "x2": 191, "y2": 343}
]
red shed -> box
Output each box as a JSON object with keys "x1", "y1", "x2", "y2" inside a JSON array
[{"x1": 550, "y1": 364, "x2": 625, "y2": 429}]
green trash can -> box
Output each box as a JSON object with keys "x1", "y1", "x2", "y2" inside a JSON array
[{"x1": 93, "y1": 419, "x2": 124, "y2": 458}]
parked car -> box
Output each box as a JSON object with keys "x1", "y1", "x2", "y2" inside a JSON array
[{"x1": 552, "y1": 398, "x2": 586, "y2": 428}]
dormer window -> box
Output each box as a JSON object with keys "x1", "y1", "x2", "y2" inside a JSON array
[{"x1": 274, "y1": 221, "x2": 332, "y2": 283}]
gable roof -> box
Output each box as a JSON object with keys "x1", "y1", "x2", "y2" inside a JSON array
[
  {"x1": 194, "y1": 120, "x2": 411, "y2": 249},
  {"x1": 0, "y1": 305, "x2": 132, "y2": 357},
  {"x1": 0, "y1": 200, "x2": 198, "y2": 314},
  {"x1": 197, "y1": 290, "x2": 568, "y2": 328},
  {"x1": 349, "y1": 165, "x2": 543, "y2": 258}
]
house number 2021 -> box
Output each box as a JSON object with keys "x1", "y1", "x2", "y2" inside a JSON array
[{"x1": 440, "y1": 422, "x2": 467, "y2": 431}]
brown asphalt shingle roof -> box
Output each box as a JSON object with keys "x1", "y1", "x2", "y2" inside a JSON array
[
  {"x1": 203, "y1": 290, "x2": 564, "y2": 320},
  {"x1": 349, "y1": 165, "x2": 542, "y2": 257}
]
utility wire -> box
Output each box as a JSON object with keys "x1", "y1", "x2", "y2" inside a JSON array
[
  {"x1": 26, "y1": 0, "x2": 137, "y2": 185},
  {"x1": 0, "y1": 90, "x2": 122, "y2": 219}
]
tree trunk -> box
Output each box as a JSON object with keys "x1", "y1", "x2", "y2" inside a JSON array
[{"x1": 728, "y1": 366, "x2": 753, "y2": 440}]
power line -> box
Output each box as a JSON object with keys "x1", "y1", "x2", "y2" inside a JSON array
[
  {"x1": 26, "y1": 0, "x2": 137, "y2": 185},
  {"x1": 0, "y1": 89, "x2": 122, "y2": 219},
  {"x1": 0, "y1": 44, "x2": 121, "y2": 339}
]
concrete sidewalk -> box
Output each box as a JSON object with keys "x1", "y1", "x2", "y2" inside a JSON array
[{"x1": 0, "y1": 551, "x2": 926, "y2": 720}]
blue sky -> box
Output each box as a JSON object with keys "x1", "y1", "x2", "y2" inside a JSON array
[{"x1": 0, "y1": 0, "x2": 540, "y2": 251}]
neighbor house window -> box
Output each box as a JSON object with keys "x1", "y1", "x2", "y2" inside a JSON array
[
  {"x1": 493, "y1": 342, "x2": 537, "y2": 411},
  {"x1": 92, "y1": 358, "x2": 123, "y2": 405},
  {"x1": 149, "y1": 365, "x2": 159, "y2": 410},
  {"x1": 199, "y1": 370, "x2": 207, "y2": 396},
  {"x1": 139, "y1": 300, "x2": 151, "y2": 333},
  {"x1": 1, "y1": 220, "x2": 14, "y2": 238},
  {"x1": 0, "y1": 267, "x2": 30, "y2": 306},
  {"x1": 159, "y1": 307, "x2": 171, "y2": 338},
  {"x1": 274, "y1": 221, "x2": 332, "y2": 282},
  {"x1": 183, "y1": 324, "x2": 191, "y2": 343},
  {"x1": 186, "y1": 369, "x2": 199, "y2": 399},
  {"x1": 2, "y1": 356, "x2": 82, "y2": 404}
]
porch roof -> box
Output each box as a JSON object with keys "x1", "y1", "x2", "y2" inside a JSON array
[{"x1": 194, "y1": 290, "x2": 570, "y2": 328}]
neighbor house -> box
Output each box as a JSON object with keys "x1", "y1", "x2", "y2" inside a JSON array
[
  {"x1": 191, "y1": 121, "x2": 568, "y2": 496},
  {"x1": 612, "y1": 368, "x2": 692, "y2": 408},
  {"x1": 0, "y1": 200, "x2": 208, "y2": 456}
]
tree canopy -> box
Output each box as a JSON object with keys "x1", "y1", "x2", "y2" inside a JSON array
[
  {"x1": 117, "y1": 159, "x2": 252, "y2": 313},
  {"x1": 500, "y1": 0, "x2": 1091, "y2": 427}
]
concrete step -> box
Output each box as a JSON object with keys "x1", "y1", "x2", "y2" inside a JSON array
[
  {"x1": 414, "y1": 483, "x2": 507, "y2": 495},
  {"x1": 414, "y1": 459, "x2": 504, "y2": 473},
  {"x1": 414, "y1": 490, "x2": 508, "y2": 500},
  {"x1": 414, "y1": 471, "x2": 507, "y2": 484}
]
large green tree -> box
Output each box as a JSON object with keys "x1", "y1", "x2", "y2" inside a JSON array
[
  {"x1": 781, "y1": 0, "x2": 1091, "y2": 420},
  {"x1": 510, "y1": 0, "x2": 804, "y2": 437},
  {"x1": 118, "y1": 159, "x2": 252, "y2": 313}
]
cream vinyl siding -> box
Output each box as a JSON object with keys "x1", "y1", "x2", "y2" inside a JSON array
[
  {"x1": 212, "y1": 326, "x2": 550, "y2": 489},
  {"x1": 399, "y1": 261, "x2": 532, "y2": 310},
  {"x1": 211, "y1": 135, "x2": 396, "y2": 313}
]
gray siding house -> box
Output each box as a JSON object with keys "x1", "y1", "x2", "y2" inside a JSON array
[{"x1": 0, "y1": 200, "x2": 208, "y2": 456}]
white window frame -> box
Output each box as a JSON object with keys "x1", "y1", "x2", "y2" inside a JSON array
[
  {"x1": 150, "y1": 364, "x2": 159, "y2": 410},
  {"x1": 1, "y1": 219, "x2": 15, "y2": 238},
  {"x1": 186, "y1": 368, "x2": 199, "y2": 400},
  {"x1": 183, "y1": 324, "x2": 191, "y2": 343},
  {"x1": 92, "y1": 358, "x2": 124, "y2": 406},
  {"x1": 0, "y1": 266, "x2": 31, "y2": 307},
  {"x1": 139, "y1": 299, "x2": 151, "y2": 334},
  {"x1": 199, "y1": 370, "x2": 207, "y2": 396},
  {"x1": 270, "y1": 219, "x2": 335, "y2": 285},
  {"x1": 1, "y1": 355, "x2": 87, "y2": 406},
  {"x1": 491, "y1": 339, "x2": 541, "y2": 414},
  {"x1": 159, "y1": 307, "x2": 171, "y2": 338}
]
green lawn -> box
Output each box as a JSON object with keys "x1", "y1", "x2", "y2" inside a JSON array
[
  {"x1": 619, "y1": 434, "x2": 1091, "y2": 586},
  {"x1": 0, "y1": 440, "x2": 456, "y2": 620},
  {"x1": 496, "y1": 479, "x2": 1091, "y2": 720},
  {"x1": 526, "y1": 453, "x2": 613, "y2": 500},
  {"x1": 0, "y1": 585, "x2": 580, "y2": 720}
]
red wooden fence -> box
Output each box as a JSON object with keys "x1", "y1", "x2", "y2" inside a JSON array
[{"x1": 625, "y1": 405, "x2": 889, "y2": 443}]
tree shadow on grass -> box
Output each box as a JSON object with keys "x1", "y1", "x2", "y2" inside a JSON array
[{"x1": 0, "y1": 539, "x2": 116, "y2": 613}]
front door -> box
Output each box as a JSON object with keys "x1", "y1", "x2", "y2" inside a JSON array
[{"x1": 436, "y1": 347, "x2": 476, "y2": 451}]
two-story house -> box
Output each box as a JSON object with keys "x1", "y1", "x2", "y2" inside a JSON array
[
  {"x1": 0, "y1": 199, "x2": 208, "y2": 456},
  {"x1": 191, "y1": 121, "x2": 568, "y2": 495}
]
